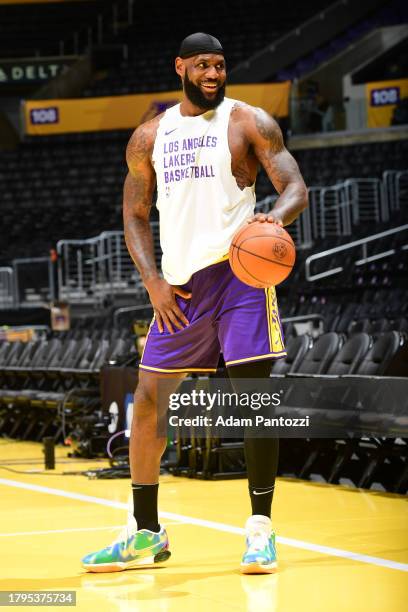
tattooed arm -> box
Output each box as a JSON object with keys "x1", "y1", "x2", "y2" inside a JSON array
[
  {"x1": 124, "y1": 122, "x2": 158, "y2": 283},
  {"x1": 124, "y1": 120, "x2": 190, "y2": 334},
  {"x1": 243, "y1": 106, "x2": 308, "y2": 226}
]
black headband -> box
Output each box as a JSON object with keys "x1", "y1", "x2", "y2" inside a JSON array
[{"x1": 179, "y1": 32, "x2": 224, "y2": 59}]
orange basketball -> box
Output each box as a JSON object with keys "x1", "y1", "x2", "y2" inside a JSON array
[{"x1": 229, "y1": 222, "x2": 296, "y2": 288}]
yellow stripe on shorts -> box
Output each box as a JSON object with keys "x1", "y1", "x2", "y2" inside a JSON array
[
  {"x1": 266, "y1": 287, "x2": 285, "y2": 353},
  {"x1": 264, "y1": 288, "x2": 273, "y2": 352}
]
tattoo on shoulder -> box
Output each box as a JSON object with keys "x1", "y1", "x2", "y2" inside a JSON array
[
  {"x1": 127, "y1": 125, "x2": 152, "y2": 165},
  {"x1": 254, "y1": 108, "x2": 282, "y2": 150},
  {"x1": 231, "y1": 101, "x2": 250, "y2": 115},
  {"x1": 127, "y1": 113, "x2": 161, "y2": 166}
]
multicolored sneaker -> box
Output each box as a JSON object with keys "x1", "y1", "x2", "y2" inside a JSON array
[
  {"x1": 240, "y1": 515, "x2": 277, "y2": 574},
  {"x1": 81, "y1": 521, "x2": 171, "y2": 573}
]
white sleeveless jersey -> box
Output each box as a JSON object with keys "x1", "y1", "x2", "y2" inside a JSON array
[{"x1": 152, "y1": 97, "x2": 256, "y2": 285}]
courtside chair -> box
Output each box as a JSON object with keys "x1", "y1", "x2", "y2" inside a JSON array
[{"x1": 270, "y1": 334, "x2": 312, "y2": 376}]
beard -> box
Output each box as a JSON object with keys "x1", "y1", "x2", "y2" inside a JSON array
[{"x1": 183, "y1": 70, "x2": 226, "y2": 110}]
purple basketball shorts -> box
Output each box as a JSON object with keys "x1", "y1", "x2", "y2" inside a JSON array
[{"x1": 140, "y1": 259, "x2": 286, "y2": 373}]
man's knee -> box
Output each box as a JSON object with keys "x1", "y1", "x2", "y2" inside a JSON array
[
  {"x1": 133, "y1": 371, "x2": 186, "y2": 428},
  {"x1": 134, "y1": 382, "x2": 154, "y2": 407},
  {"x1": 133, "y1": 383, "x2": 155, "y2": 425}
]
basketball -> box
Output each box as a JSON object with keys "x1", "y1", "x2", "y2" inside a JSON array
[{"x1": 229, "y1": 222, "x2": 296, "y2": 288}]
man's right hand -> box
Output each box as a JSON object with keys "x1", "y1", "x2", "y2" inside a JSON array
[{"x1": 145, "y1": 277, "x2": 191, "y2": 334}]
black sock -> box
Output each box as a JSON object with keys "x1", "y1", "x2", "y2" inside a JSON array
[
  {"x1": 131, "y1": 483, "x2": 160, "y2": 532},
  {"x1": 245, "y1": 435, "x2": 279, "y2": 518},
  {"x1": 227, "y1": 359, "x2": 279, "y2": 520},
  {"x1": 248, "y1": 481, "x2": 276, "y2": 518}
]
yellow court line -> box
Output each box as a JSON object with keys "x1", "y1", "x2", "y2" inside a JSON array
[
  {"x1": 0, "y1": 521, "x2": 184, "y2": 538},
  {"x1": 1, "y1": 478, "x2": 406, "y2": 573},
  {"x1": 0, "y1": 525, "x2": 125, "y2": 538}
]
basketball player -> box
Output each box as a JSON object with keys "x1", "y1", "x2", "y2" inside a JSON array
[{"x1": 82, "y1": 33, "x2": 308, "y2": 574}]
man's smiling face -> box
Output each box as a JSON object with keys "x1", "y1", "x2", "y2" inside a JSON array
[{"x1": 176, "y1": 53, "x2": 226, "y2": 110}]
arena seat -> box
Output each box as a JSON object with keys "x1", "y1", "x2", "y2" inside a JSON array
[
  {"x1": 383, "y1": 339, "x2": 408, "y2": 376},
  {"x1": 1, "y1": 130, "x2": 406, "y2": 268},
  {"x1": 59, "y1": 338, "x2": 99, "y2": 378},
  {"x1": 3, "y1": 340, "x2": 40, "y2": 381},
  {"x1": 30, "y1": 338, "x2": 63, "y2": 379},
  {"x1": 394, "y1": 317, "x2": 408, "y2": 333},
  {"x1": 323, "y1": 333, "x2": 372, "y2": 376},
  {"x1": 83, "y1": 0, "x2": 329, "y2": 97},
  {"x1": 0, "y1": 342, "x2": 24, "y2": 383},
  {"x1": 0, "y1": 0, "x2": 107, "y2": 59},
  {"x1": 292, "y1": 332, "x2": 342, "y2": 375},
  {"x1": 368, "y1": 318, "x2": 393, "y2": 336},
  {"x1": 355, "y1": 331, "x2": 403, "y2": 376},
  {"x1": 293, "y1": 140, "x2": 408, "y2": 188},
  {"x1": 0, "y1": 323, "x2": 139, "y2": 442},
  {"x1": 271, "y1": 334, "x2": 311, "y2": 376},
  {"x1": 347, "y1": 319, "x2": 372, "y2": 335},
  {"x1": 46, "y1": 338, "x2": 81, "y2": 379}
]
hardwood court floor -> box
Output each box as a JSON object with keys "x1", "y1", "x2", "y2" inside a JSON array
[{"x1": 0, "y1": 441, "x2": 407, "y2": 611}]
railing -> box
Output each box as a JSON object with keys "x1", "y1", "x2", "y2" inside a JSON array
[
  {"x1": 255, "y1": 176, "x2": 393, "y2": 244},
  {"x1": 57, "y1": 223, "x2": 160, "y2": 304},
  {"x1": 396, "y1": 171, "x2": 408, "y2": 211},
  {"x1": 58, "y1": 0, "x2": 131, "y2": 57},
  {"x1": 305, "y1": 224, "x2": 408, "y2": 281},
  {"x1": 383, "y1": 170, "x2": 399, "y2": 212},
  {"x1": 12, "y1": 257, "x2": 55, "y2": 308},
  {"x1": 382, "y1": 170, "x2": 408, "y2": 212},
  {"x1": 307, "y1": 177, "x2": 392, "y2": 241},
  {"x1": 57, "y1": 237, "x2": 102, "y2": 303},
  {"x1": 57, "y1": 194, "x2": 315, "y2": 304},
  {"x1": 344, "y1": 178, "x2": 388, "y2": 224},
  {"x1": 308, "y1": 187, "x2": 323, "y2": 238},
  {"x1": 113, "y1": 304, "x2": 153, "y2": 327},
  {"x1": 3, "y1": 169, "x2": 405, "y2": 307},
  {"x1": 0, "y1": 267, "x2": 14, "y2": 310},
  {"x1": 99, "y1": 225, "x2": 161, "y2": 294},
  {"x1": 289, "y1": 204, "x2": 313, "y2": 248},
  {"x1": 319, "y1": 183, "x2": 352, "y2": 238}
]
